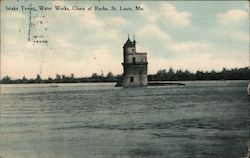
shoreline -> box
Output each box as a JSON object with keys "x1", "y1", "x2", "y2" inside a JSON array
[{"x1": 0, "y1": 79, "x2": 248, "y2": 85}]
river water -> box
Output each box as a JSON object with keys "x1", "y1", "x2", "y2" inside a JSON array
[{"x1": 0, "y1": 81, "x2": 249, "y2": 158}]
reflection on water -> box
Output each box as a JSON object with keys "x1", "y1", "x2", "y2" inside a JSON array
[{"x1": 0, "y1": 81, "x2": 249, "y2": 158}]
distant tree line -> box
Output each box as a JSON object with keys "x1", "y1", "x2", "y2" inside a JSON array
[
  {"x1": 0, "y1": 72, "x2": 122, "y2": 84},
  {"x1": 149, "y1": 67, "x2": 250, "y2": 81},
  {"x1": 0, "y1": 67, "x2": 249, "y2": 84}
]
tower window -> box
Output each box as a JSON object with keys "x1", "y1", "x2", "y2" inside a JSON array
[
  {"x1": 130, "y1": 77, "x2": 134, "y2": 82},
  {"x1": 133, "y1": 57, "x2": 136, "y2": 63}
]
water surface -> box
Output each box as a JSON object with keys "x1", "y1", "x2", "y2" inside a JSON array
[{"x1": 0, "y1": 81, "x2": 249, "y2": 158}]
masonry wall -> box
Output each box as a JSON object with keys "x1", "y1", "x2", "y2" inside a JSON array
[
  {"x1": 124, "y1": 53, "x2": 147, "y2": 64},
  {"x1": 122, "y1": 64, "x2": 148, "y2": 87}
]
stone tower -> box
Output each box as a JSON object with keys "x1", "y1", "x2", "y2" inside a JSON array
[{"x1": 121, "y1": 35, "x2": 148, "y2": 87}]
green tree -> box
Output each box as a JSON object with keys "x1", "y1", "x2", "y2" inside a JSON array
[
  {"x1": 106, "y1": 72, "x2": 114, "y2": 78},
  {"x1": 1, "y1": 75, "x2": 11, "y2": 83},
  {"x1": 91, "y1": 73, "x2": 99, "y2": 79},
  {"x1": 36, "y1": 74, "x2": 41, "y2": 81}
]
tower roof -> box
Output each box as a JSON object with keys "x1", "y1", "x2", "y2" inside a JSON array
[{"x1": 123, "y1": 38, "x2": 135, "y2": 48}]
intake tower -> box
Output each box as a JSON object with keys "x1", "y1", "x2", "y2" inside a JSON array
[{"x1": 120, "y1": 35, "x2": 148, "y2": 87}]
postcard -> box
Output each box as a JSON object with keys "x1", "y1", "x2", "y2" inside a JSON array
[{"x1": 1, "y1": 0, "x2": 249, "y2": 158}]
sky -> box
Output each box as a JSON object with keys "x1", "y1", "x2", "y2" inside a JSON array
[{"x1": 1, "y1": 0, "x2": 249, "y2": 79}]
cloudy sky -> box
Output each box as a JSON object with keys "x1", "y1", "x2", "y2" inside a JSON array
[{"x1": 1, "y1": 0, "x2": 249, "y2": 79}]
